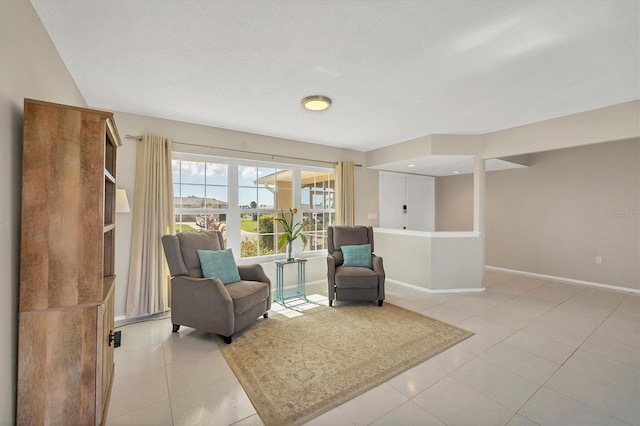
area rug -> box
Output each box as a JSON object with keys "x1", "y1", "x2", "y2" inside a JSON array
[{"x1": 216, "y1": 302, "x2": 473, "y2": 426}]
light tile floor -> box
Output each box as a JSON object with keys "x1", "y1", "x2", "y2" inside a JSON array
[{"x1": 107, "y1": 270, "x2": 640, "y2": 426}]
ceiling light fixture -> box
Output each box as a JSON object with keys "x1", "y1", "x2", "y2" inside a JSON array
[
  {"x1": 301, "y1": 95, "x2": 332, "y2": 111},
  {"x1": 453, "y1": 170, "x2": 461, "y2": 174},
  {"x1": 408, "y1": 164, "x2": 417, "y2": 168}
]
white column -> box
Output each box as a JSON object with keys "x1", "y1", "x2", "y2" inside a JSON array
[{"x1": 473, "y1": 156, "x2": 486, "y2": 280}]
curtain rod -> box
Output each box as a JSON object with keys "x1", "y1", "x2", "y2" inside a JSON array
[{"x1": 125, "y1": 135, "x2": 362, "y2": 167}]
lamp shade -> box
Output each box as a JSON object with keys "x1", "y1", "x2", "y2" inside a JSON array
[{"x1": 115, "y1": 189, "x2": 131, "y2": 213}]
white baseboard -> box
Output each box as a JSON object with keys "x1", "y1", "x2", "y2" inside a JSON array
[
  {"x1": 115, "y1": 313, "x2": 157, "y2": 322},
  {"x1": 114, "y1": 310, "x2": 172, "y2": 325},
  {"x1": 485, "y1": 266, "x2": 640, "y2": 294},
  {"x1": 303, "y1": 278, "x2": 326, "y2": 287},
  {"x1": 282, "y1": 278, "x2": 326, "y2": 291},
  {"x1": 386, "y1": 278, "x2": 486, "y2": 294}
]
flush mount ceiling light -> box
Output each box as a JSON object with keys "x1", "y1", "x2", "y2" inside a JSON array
[
  {"x1": 407, "y1": 164, "x2": 417, "y2": 168},
  {"x1": 301, "y1": 95, "x2": 332, "y2": 111}
]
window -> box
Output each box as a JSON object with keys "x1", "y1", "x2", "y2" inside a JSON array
[
  {"x1": 171, "y1": 154, "x2": 335, "y2": 260},
  {"x1": 301, "y1": 170, "x2": 335, "y2": 252},
  {"x1": 172, "y1": 157, "x2": 229, "y2": 242},
  {"x1": 238, "y1": 166, "x2": 293, "y2": 257}
]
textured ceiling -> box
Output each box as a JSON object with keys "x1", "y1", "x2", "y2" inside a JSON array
[{"x1": 31, "y1": 0, "x2": 639, "y2": 154}]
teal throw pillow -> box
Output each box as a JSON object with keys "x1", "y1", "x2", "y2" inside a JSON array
[
  {"x1": 197, "y1": 249, "x2": 241, "y2": 284},
  {"x1": 341, "y1": 244, "x2": 372, "y2": 268}
]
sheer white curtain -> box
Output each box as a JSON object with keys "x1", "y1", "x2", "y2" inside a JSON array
[
  {"x1": 335, "y1": 161, "x2": 355, "y2": 226},
  {"x1": 125, "y1": 135, "x2": 175, "y2": 317}
]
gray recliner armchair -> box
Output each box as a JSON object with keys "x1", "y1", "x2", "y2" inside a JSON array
[
  {"x1": 161, "y1": 231, "x2": 271, "y2": 344},
  {"x1": 327, "y1": 225, "x2": 385, "y2": 307}
]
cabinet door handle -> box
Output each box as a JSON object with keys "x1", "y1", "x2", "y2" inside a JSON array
[{"x1": 108, "y1": 330, "x2": 121, "y2": 347}]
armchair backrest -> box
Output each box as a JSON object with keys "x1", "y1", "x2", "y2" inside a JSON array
[
  {"x1": 162, "y1": 231, "x2": 225, "y2": 278},
  {"x1": 327, "y1": 226, "x2": 375, "y2": 265}
]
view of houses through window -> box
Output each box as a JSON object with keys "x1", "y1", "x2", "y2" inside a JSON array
[
  {"x1": 238, "y1": 165, "x2": 292, "y2": 257},
  {"x1": 301, "y1": 170, "x2": 335, "y2": 252},
  {"x1": 172, "y1": 154, "x2": 335, "y2": 258}
]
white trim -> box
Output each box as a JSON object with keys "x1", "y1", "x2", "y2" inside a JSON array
[
  {"x1": 386, "y1": 278, "x2": 486, "y2": 294},
  {"x1": 115, "y1": 313, "x2": 164, "y2": 323},
  {"x1": 283, "y1": 278, "x2": 326, "y2": 292},
  {"x1": 114, "y1": 312, "x2": 163, "y2": 326},
  {"x1": 305, "y1": 278, "x2": 326, "y2": 287},
  {"x1": 485, "y1": 266, "x2": 640, "y2": 294}
]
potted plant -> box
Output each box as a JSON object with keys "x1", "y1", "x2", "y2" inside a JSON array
[{"x1": 276, "y1": 208, "x2": 307, "y2": 260}]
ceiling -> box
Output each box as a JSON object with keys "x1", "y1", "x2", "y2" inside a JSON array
[
  {"x1": 32, "y1": 1, "x2": 639, "y2": 159},
  {"x1": 370, "y1": 155, "x2": 527, "y2": 177}
]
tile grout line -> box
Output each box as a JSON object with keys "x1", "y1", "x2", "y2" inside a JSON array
[
  {"x1": 114, "y1": 277, "x2": 636, "y2": 426},
  {"x1": 443, "y1": 280, "x2": 601, "y2": 425},
  {"x1": 507, "y1": 290, "x2": 634, "y2": 425},
  {"x1": 162, "y1": 341, "x2": 176, "y2": 426},
  {"x1": 399, "y1": 287, "x2": 518, "y2": 425}
]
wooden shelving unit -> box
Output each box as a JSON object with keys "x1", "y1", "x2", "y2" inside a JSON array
[{"x1": 18, "y1": 99, "x2": 122, "y2": 425}]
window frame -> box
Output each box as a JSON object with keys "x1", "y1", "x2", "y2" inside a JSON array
[
  {"x1": 171, "y1": 152, "x2": 335, "y2": 263},
  {"x1": 172, "y1": 155, "x2": 230, "y2": 237},
  {"x1": 237, "y1": 165, "x2": 294, "y2": 258},
  {"x1": 300, "y1": 169, "x2": 335, "y2": 253}
]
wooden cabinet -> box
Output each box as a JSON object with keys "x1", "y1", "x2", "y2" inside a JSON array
[{"x1": 18, "y1": 99, "x2": 121, "y2": 425}]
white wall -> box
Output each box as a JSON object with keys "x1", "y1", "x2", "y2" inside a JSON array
[
  {"x1": 486, "y1": 139, "x2": 639, "y2": 290},
  {"x1": 113, "y1": 137, "x2": 136, "y2": 319},
  {"x1": 373, "y1": 230, "x2": 483, "y2": 291},
  {"x1": 0, "y1": 1, "x2": 87, "y2": 422},
  {"x1": 435, "y1": 174, "x2": 473, "y2": 231},
  {"x1": 368, "y1": 103, "x2": 640, "y2": 291},
  {"x1": 355, "y1": 166, "x2": 381, "y2": 227},
  {"x1": 435, "y1": 139, "x2": 640, "y2": 290},
  {"x1": 481, "y1": 101, "x2": 640, "y2": 159},
  {"x1": 112, "y1": 111, "x2": 371, "y2": 318}
]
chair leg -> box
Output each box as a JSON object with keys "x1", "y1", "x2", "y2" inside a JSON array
[
  {"x1": 172, "y1": 324, "x2": 180, "y2": 332},
  {"x1": 223, "y1": 335, "x2": 232, "y2": 344},
  {"x1": 378, "y1": 300, "x2": 383, "y2": 307},
  {"x1": 329, "y1": 299, "x2": 333, "y2": 307},
  {"x1": 263, "y1": 312, "x2": 269, "y2": 318}
]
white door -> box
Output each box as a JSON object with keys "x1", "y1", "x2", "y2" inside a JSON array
[
  {"x1": 379, "y1": 171, "x2": 434, "y2": 231},
  {"x1": 406, "y1": 175, "x2": 434, "y2": 231},
  {"x1": 379, "y1": 171, "x2": 407, "y2": 229}
]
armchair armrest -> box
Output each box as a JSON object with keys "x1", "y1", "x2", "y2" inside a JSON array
[
  {"x1": 237, "y1": 264, "x2": 270, "y2": 285},
  {"x1": 372, "y1": 254, "x2": 384, "y2": 275},
  {"x1": 372, "y1": 254, "x2": 385, "y2": 300},
  {"x1": 171, "y1": 275, "x2": 234, "y2": 336},
  {"x1": 237, "y1": 263, "x2": 271, "y2": 312}
]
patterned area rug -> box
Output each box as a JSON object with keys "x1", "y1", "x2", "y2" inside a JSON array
[{"x1": 217, "y1": 302, "x2": 473, "y2": 426}]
